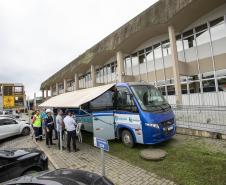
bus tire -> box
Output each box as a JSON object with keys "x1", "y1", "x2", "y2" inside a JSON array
[{"x1": 121, "y1": 130, "x2": 134, "y2": 148}]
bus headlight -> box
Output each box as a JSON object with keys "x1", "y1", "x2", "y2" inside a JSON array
[{"x1": 145, "y1": 123, "x2": 159, "y2": 129}]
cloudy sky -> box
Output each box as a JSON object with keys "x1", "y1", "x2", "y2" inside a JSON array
[{"x1": 0, "y1": 0, "x2": 158, "y2": 98}]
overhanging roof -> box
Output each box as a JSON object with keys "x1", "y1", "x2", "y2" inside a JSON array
[
  {"x1": 41, "y1": 0, "x2": 226, "y2": 89},
  {"x1": 39, "y1": 83, "x2": 115, "y2": 108}
]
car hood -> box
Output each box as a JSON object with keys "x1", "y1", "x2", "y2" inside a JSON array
[{"x1": 0, "y1": 148, "x2": 40, "y2": 159}]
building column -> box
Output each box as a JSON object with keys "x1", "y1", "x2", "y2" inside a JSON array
[
  {"x1": 45, "y1": 89, "x2": 48, "y2": 99},
  {"x1": 74, "y1": 73, "x2": 79, "y2": 90},
  {"x1": 41, "y1": 90, "x2": 44, "y2": 100},
  {"x1": 63, "y1": 79, "x2": 67, "y2": 93},
  {"x1": 56, "y1": 83, "x2": 59, "y2": 95},
  {"x1": 168, "y1": 25, "x2": 182, "y2": 105},
  {"x1": 91, "y1": 65, "x2": 96, "y2": 87},
  {"x1": 116, "y1": 51, "x2": 125, "y2": 82},
  {"x1": 50, "y1": 86, "x2": 53, "y2": 97}
]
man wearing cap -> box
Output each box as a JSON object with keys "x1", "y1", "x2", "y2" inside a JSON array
[
  {"x1": 63, "y1": 110, "x2": 79, "y2": 152},
  {"x1": 45, "y1": 109, "x2": 55, "y2": 148}
]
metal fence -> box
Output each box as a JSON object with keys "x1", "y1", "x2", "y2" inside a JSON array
[{"x1": 172, "y1": 105, "x2": 226, "y2": 134}]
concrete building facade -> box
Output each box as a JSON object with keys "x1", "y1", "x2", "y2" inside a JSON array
[{"x1": 40, "y1": 0, "x2": 226, "y2": 106}]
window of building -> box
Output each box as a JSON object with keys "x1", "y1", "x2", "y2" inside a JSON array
[
  {"x1": 210, "y1": 16, "x2": 226, "y2": 56},
  {"x1": 146, "y1": 46, "x2": 155, "y2": 73},
  {"x1": 131, "y1": 53, "x2": 139, "y2": 76},
  {"x1": 162, "y1": 40, "x2": 172, "y2": 68},
  {"x1": 176, "y1": 34, "x2": 185, "y2": 62},
  {"x1": 124, "y1": 56, "x2": 132, "y2": 75},
  {"x1": 153, "y1": 43, "x2": 164, "y2": 71},
  {"x1": 166, "y1": 85, "x2": 175, "y2": 95},
  {"x1": 195, "y1": 23, "x2": 212, "y2": 60}
]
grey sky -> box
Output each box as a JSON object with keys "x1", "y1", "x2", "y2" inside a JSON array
[{"x1": 0, "y1": 0, "x2": 158, "y2": 98}]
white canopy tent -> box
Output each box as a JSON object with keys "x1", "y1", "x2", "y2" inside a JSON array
[{"x1": 39, "y1": 83, "x2": 115, "y2": 108}]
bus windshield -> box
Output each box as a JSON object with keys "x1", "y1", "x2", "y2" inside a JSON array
[{"x1": 130, "y1": 85, "x2": 170, "y2": 112}]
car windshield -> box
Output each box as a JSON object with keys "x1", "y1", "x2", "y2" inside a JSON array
[{"x1": 130, "y1": 85, "x2": 170, "y2": 112}]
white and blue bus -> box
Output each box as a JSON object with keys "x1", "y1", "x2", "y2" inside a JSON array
[{"x1": 65, "y1": 82, "x2": 176, "y2": 147}]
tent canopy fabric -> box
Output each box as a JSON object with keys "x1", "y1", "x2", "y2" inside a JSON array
[{"x1": 39, "y1": 83, "x2": 115, "y2": 108}]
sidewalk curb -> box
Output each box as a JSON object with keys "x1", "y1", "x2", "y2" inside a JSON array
[{"x1": 33, "y1": 140, "x2": 59, "y2": 169}]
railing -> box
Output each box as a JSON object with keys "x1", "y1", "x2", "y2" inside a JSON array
[{"x1": 172, "y1": 105, "x2": 226, "y2": 134}]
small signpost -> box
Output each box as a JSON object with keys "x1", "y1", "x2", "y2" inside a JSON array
[{"x1": 94, "y1": 137, "x2": 109, "y2": 176}]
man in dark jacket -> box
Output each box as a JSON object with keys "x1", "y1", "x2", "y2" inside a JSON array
[{"x1": 45, "y1": 109, "x2": 55, "y2": 148}]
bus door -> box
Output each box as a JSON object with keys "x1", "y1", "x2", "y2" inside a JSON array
[{"x1": 89, "y1": 90, "x2": 116, "y2": 140}]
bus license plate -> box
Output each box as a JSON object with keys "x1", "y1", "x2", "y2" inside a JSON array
[{"x1": 167, "y1": 125, "x2": 174, "y2": 131}]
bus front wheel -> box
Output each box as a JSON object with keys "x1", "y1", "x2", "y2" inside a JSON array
[{"x1": 121, "y1": 130, "x2": 134, "y2": 148}]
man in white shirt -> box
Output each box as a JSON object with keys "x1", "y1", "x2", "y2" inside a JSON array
[
  {"x1": 63, "y1": 110, "x2": 79, "y2": 152},
  {"x1": 56, "y1": 109, "x2": 65, "y2": 150}
]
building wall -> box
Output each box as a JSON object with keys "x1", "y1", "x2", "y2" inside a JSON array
[{"x1": 53, "y1": 3, "x2": 226, "y2": 106}]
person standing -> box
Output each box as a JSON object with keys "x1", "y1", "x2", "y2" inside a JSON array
[
  {"x1": 56, "y1": 109, "x2": 65, "y2": 150},
  {"x1": 32, "y1": 110, "x2": 42, "y2": 141},
  {"x1": 40, "y1": 109, "x2": 48, "y2": 138},
  {"x1": 63, "y1": 110, "x2": 79, "y2": 152},
  {"x1": 45, "y1": 109, "x2": 55, "y2": 148}
]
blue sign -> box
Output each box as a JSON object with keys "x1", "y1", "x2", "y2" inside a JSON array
[{"x1": 94, "y1": 137, "x2": 109, "y2": 152}]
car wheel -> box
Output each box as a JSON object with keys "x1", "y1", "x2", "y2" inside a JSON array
[
  {"x1": 21, "y1": 127, "x2": 30, "y2": 136},
  {"x1": 121, "y1": 130, "x2": 134, "y2": 148}
]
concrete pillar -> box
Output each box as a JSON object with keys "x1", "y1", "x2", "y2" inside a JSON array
[
  {"x1": 74, "y1": 73, "x2": 79, "y2": 90},
  {"x1": 45, "y1": 89, "x2": 48, "y2": 99},
  {"x1": 168, "y1": 25, "x2": 182, "y2": 105},
  {"x1": 91, "y1": 65, "x2": 96, "y2": 87},
  {"x1": 50, "y1": 86, "x2": 53, "y2": 97},
  {"x1": 56, "y1": 83, "x2": 59, "y2": 95},
  {"x1": 41, "y1": 90, "x2": 44, "y2": 100},
  {"x1": 116, "y1": 51, "x2": 125, "y2": 82},
  {"x1": 63, "y1": 79, "x2": 67, "y2": 93}
]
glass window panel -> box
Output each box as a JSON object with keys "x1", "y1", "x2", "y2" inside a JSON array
[
  {"x1": 183, "y1": 29, "x2": 193, "y2": 38},
  {"x1": 195, "y1": 23, "x2": 208, "y2": 33},
  {"x1": 146, "y1": 48, "x2": 155, "y2": 72},
  {"x1": 189, "y1": 81, "x2": 200, "y2": 93},
  {"x1": 210, "y1": 17, "x2": 226, "y2": 56},
  {"x1": 158, "y1": 86, "x2": 166, "y2": 96},
  {"x1": 202, "y1": 71, "x2": 214, "y2": 79},
  {"x1": 196, "y1": 29, "x2": 212, "y2": 60},
  {"x1": 216, "y1": 69, "x2": 226, "y2": 78},
  {"x1": 183, "y1": 35, "x2": 196, "y2": 62},
  {"x1": 176, "y1": 34, "x2": 185, "y2": 62},
  {"x1": 162, "y1": 40, "x2": 172, "y2": 68},
  {"x1": 218, "y1": 78, "x2": 226, "y2": 91},
  {"x1": 154, "y1": 43, "x2": 164, "y2": 70},
  {"x1": 125, "y1": 57, "x2": 132, "y2": 75},
  {"x1": 167, "y1": 85, "x2": 175, "y2": 95},
  {"x1": 202, "y1": 79, "x2": 216, "y2": 92},
  {"x1": 131, "y1": 53, "x2": 139, "y2": 75},
  {"x1": 181, "y1": 84, "x2": 188, "y2": 94},
  {"x1": 139, "y1": 54, "x2": 146, "y2": 75}
]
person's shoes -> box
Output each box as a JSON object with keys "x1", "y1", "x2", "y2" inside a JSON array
[
  {"x1": 73, "y1": 148, "x2": 80, "y2": 152},
  {"x1": 51, "y1": 143, "x2": 56, "y2": 145},
  {"x1": 48, "y1": 145, "x2": 51, "y2": 148},
  {"x1": 53, "y1": 138, "x2": 58, "y2": 140},
  {"x1": 67, "y1": 150, "x2": 71, "y2": 153}
]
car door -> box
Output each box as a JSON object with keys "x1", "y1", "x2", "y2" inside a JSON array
[
  {"x1": 0, "y1": 119, "x2": 7, "y2": 139},
  {"x1": 0, "y1": 119, "x2": 20, "y2": 138}
]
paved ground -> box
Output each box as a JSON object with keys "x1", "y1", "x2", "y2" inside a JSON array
[{"x1": 37, "y1": 139, "x2": 175, "y2": 185}]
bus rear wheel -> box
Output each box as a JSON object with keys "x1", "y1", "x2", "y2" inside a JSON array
[{"x1": 121, "y1": 130, "x2": 134, "y2": 148}]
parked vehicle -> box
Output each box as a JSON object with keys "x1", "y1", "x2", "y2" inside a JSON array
[
  {"x1": 41, "y1": 82, "x2": 176, "y2": 147},
  {"x1": 0, "y1": 116, "x2": 31, "y2": 140},
  {"x1": 0, "y1": 148, "x2": 48, "y2": 183},
  {"x1": 4, "y1": 169, "x2": 114, "y2": 185}
]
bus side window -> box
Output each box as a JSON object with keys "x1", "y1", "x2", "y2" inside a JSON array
[
  {"x1": 89, "y1": 90, "x2": 114, "y2": 111},
  {"x1": 116, "y1": 86, "x2": 138, "y2": 113}
]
